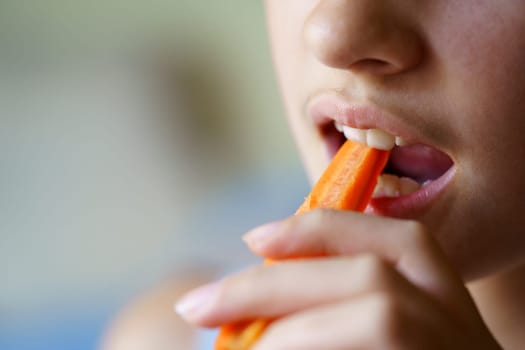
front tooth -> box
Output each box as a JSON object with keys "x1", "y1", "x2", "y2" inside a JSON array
[
  {"x1": 366, "y1": 129, "x2": 396, "y2": 150},
  {"x1": 395, "y1": 136, "x2": 407, "y2": 146},
  {"x1": 340, "y1": 125, "x2": 396, "y2": 151},
  {"x1": 343, "y1": 125, "x2": 367, "y2": 144},
  {"x1": 334, "y1": 122, "x2": 344, "y2": 132}
]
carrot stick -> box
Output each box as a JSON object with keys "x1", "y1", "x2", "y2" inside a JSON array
[{"x1": 215, "y1": 140, "x2": 390, "y2": 350}]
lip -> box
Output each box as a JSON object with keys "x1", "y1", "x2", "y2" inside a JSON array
[
  {"x1": 307, "y1": 90, "x2": 456, "y2": 219},
  {"x1": 307, "y1": 91, "x2": 424, "y2": 146},
  {"x1": 365, "y1": 166, "x2": 456, "y2": 219}
]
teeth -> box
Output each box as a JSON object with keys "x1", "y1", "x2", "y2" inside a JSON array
[
  {"x1": 342, "y1": 125, "x2": 367, "y2": 144},
  {"x1": 336, "y1": 122, "x2": 404, "y2": 151},
  {"x1": 334, "y1": 122, "x2": 420, "y2": 198},
  {"x1": 395, "y1": 136, "x2": 407, "y2": 146},
  {"x1": 335, "y1": 122, "x2": 344, "y2": 132},
  {"x1": 372, "y1": 174, "x2": 421, "y2": 198},
  {"x1": 366, "y1": 129, "x2": 396, "y2": 150},
  {"x1": 373, "y1": 174, "x2": 400, "y2": 197},
  {"x1": 334, "y1": 122, "x2": 418, "y2": 198}
]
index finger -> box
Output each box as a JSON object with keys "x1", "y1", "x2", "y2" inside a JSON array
[{"x1": 243, "y1": 209, "x2": 476, "y2": 324}]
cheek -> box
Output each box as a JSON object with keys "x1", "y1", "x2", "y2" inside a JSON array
[
  {"x1": 413, "y1": 2, "x2": 525, "y2": 278},
  {"x1": 266, "y1": 0, "x2": 330, "y2": 181},
  {"x1": 427, "y1": 0, "x2": 525, "y2": 171},
  {"x1": 266, "y1": 0, "x2": 316, "y2": 97},
  {"x1": 428, "y1": 1, "x2": 525, "y2": 125}
]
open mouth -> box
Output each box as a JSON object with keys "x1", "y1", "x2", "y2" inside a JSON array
[
  {"x1": 321, "y1": 121, "x2": 454, "y2": 201},
  {"x1": 308, "y1": 91, "x2": 456, "y2": 218}
]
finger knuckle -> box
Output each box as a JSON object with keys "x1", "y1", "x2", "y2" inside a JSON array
[
  {"x1": 306, "y1": 208, "x2": 335, "y2": 228},
  {"x1": 357, "y1": 254, "x2": 395, "y2": 290}
]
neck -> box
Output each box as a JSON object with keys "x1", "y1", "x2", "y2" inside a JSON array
[{"x1": 467, "y1": 262, "x2": 525, "y2": 350}]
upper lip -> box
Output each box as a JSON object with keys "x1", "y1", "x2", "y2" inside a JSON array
[{"x1": 306, "y1": 91, "x2": 426, "y2": 145}]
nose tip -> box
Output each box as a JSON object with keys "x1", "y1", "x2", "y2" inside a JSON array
[{"x1": 303, "y1": 0, "x2": 424, "y2": 76}]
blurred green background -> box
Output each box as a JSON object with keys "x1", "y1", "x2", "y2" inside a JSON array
[{"x1": 1, "y1": 1, "x2": 308, "y2": 349}]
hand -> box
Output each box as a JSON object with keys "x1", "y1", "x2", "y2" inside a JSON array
[{"x1": 176, "y1": 209, "x2": 502, "y2": 349}]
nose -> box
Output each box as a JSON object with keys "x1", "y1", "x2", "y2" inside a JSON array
[{"x1": 304, "y1": 0, "x2": 424, "y2": 76}]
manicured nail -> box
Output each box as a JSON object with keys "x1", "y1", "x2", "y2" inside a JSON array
[
  {"x1": 174, "y1": 282, "x2": 219, "y2": 319},
  {"x1": 242, "y1": 221, "x2": 282, "y2": 249}
]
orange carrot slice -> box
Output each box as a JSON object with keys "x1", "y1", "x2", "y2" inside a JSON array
[{"x1": 215, "y1": 140, "x2": 390, "y2": 350}]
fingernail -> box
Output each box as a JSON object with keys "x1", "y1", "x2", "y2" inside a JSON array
[
  {"x1": 242, "y1": 221, "x2": 281, "y2": 249},
  {"x1": 174, "y1": 282, "x2": 219, "y2": 319}
]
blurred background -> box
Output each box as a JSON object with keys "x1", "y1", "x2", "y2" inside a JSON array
[{"x1": 1, "y1": 1, "x2": 309, "y2": 349}]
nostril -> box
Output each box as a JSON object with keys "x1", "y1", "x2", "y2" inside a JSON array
[
  {"x1": 303, "y1": 1, "x2": 425, "y2": 77},
  {"x1": 350, "y1": 59, "x2": 398, "y2": 75}
]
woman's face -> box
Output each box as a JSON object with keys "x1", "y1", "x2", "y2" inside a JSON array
[{"x1": 264, "y1": 0, "x2": 525, "y2": 280}]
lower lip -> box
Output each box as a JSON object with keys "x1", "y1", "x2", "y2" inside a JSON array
[{"x1": 365, "y1": 166, "x2": 456, "y2": 219}]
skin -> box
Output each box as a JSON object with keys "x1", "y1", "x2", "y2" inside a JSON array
[
  {"x1": 175, "y1": 1, "x2": 525, "y2": 349},
  {"x1": 100, "y1": 269, "x2": 214, "y2": 350}
]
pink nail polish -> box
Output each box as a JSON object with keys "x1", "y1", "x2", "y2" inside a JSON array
[
  {"x1": 242, "y1": 221, "x2": 281, "y2": 248},
  {"x1": 174, "y1": 282, "x2": 218, "y2": 318}
]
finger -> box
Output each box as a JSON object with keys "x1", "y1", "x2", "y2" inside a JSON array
[
  {"x1": 243, "y1": 209, "x2": 474, "y2": 322},
  {"x1": 176, "y1": 254, "x2": 419, "y2": 328},
  {"x1": 253, "y1": 292, "x2": 443, "y2": 350}
]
